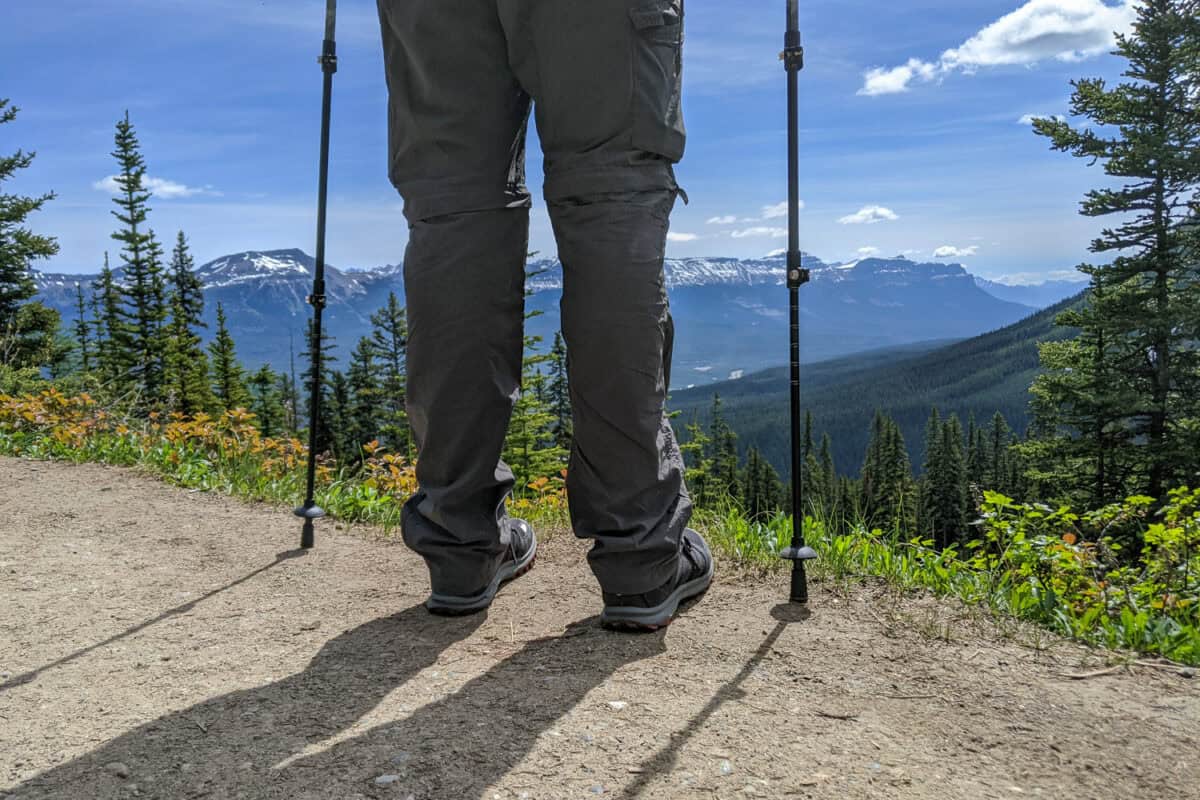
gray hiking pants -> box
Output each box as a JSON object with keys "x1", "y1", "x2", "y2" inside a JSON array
[{"x1": 376, "y1": 0, "x2": 693, "y2": 597}]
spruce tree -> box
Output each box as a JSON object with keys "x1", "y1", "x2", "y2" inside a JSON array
[
  {"x1": 92, "y1": 252, "x2": 127, "y2": 384},
  {"x1": 680, "y1": 411, "x2": 714, "y2": 508},
  {"x1": 368, "y1": 291, "x2": 410, "y2": 456},
  {"x1": 0, "y1": 99, "x2": 61, "y2": 369},
  {"x1": 1030, "y1": 0, "x2": 1200, "y2": 501},
  {"x1": 300, "y1": 317, "x2": 337, "y2": 455},
  {"x1": 164, "y1": 231, "x2": 211, "y2": 414},
  {"x1": 73, "y1": 283, "x2": 91, "y2": 373},
  {"x1": 707, "y1": 393, "x2": 741, "y2": 501},
  {"x1": 346, "y1": 336, "x2": 383, "y2": 462},
  {"x1": 108, "y1": 112, "x2": 168, "y2": 405},
  {"x1": 249, "y1": 364, "x2": 285, "y2": 439},
  {"x1": 504, "y1": 268, "x2": 567, "y2": 489},
  {"x1": 547, "y1": 330, "x2": 573, "y2": 452},
  {"x1": 209, "y1": 302, "x2": 250, "y2": 411}
]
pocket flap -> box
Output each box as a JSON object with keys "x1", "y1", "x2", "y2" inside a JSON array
[{"x1": 630, "y1": 1, "x2": 680, "y2": 30}]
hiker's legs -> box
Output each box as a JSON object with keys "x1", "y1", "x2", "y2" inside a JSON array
[
  {"x1": 377, "y1": 0, "x2": 531, "y2": 595},
  {"x1": 500, "y1": 0, "x2": 693, "y2": 595}
]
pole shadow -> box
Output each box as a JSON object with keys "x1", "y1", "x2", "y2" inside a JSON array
[
  {"x1": 1, "y1": 548, "x2": 309, "y2": 693},
  {"x1": 617, "y1": 602, "x2": 812, "y2": 799}
]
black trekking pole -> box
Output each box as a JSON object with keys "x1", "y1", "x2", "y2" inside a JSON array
[
  {"x1": 294, "y1": 0, "x2": 338, "y2": 549},
  {"x1": 778, "y1": 0, "x2": 818, "y2": 602}
]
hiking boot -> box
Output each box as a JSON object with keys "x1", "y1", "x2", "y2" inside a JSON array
[
  {"x1": 425, "y1": 518, "x2": 537, "y2": 616},
  {"x1": 600, "y1": 527, "x2": 714, "y2": 632}
]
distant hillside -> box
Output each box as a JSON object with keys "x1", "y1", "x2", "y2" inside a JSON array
[{"x1": 668, "y1": 292, "x2": 1087, "y2": 479}]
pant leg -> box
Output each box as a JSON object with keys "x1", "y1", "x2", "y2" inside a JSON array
[
  {"x1": 377, "y1": 0, "x2": 532, "y2": 595},
  {"x1": 499, "y1": 0, "x2": 693, "y2": 595}
]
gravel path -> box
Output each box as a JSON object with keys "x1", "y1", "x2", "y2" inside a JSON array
[{"x1": 1, "y1": 456, "x2": 1197, "y2": 799}]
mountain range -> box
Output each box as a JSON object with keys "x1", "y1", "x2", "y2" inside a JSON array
[{"x1": 33, "y1": 249, "x2": 1084, "y2": 388}]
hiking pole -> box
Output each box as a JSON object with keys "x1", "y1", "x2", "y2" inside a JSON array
[
  {"x1": 779, "y1": 0, "x2": 818, "y2": 602},
  {"x1": 295, "y1": 0, "x2": 338, "y2": 549}
]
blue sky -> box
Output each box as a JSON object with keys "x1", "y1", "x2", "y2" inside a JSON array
[{"x1": 4, "y1": 0, "x2": 1139, "y2": 283}]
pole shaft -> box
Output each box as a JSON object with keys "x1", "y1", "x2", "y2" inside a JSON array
[
  {"x1": 299, "y1": 0, "x2": 338, "y2": 549},
  {"x1": 786, "y1": 4, "x2": 803, "y2": 553}
]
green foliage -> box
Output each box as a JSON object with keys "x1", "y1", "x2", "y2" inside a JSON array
[
  {"x1": 109, "y1": 113, "x2": 170, "y2": 406},
  {"x1": 209, "y1": 302, "x2": 250, "y2": 412},
  {"x1": 0, "y1": 99, "x2": 61, "y2": 370},
  {"x1": 368, "y1": 291, "x2": 410, "y2": 457},
  {"x1": 503, "y1": 266, "x2": 567, "y2": 491},
  {"x1": 1027, "y1": 0, "x2": 1200, "y2": 502}
]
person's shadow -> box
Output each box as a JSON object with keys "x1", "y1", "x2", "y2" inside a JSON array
[{"x1": 11, "y1": 604, "x2": 666, "y2": 799}]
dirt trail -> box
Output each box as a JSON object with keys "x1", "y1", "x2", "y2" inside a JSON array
[{"x1": 1, "y1": 456, "x2": 1197, "y2": 800}]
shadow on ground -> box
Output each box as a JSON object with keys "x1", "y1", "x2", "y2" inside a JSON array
[{"x1": 11, "y1": 603, "x2": 666, "y2": 799}]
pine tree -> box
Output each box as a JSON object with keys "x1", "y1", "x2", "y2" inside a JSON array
[
  {"x1": 741, "y1": 444, "x2": 785, "y2": 521},
  {"x1": 987, "y1": 412, "x2": 1012, "y2": 493},
  {"x1": 164, "y1": 231, "x2": 211, "y2": 414},
  {"x1": 108, "y1": 112, "x2": 168, "y2": 405},
  {"x1": 92, "y1": 252, "x2": 127, "y2": 384},
  {"x1": 504, "y1": 266, "x2": 567, "y2": 489},
  {"x1": 1030, "y1": 0, "x2": 1200, "y2": 501},
  {"x1": 680, "y1": 410, "x2": 714, "y2": 508},
  {"x1": 547, "y1": 330, "x2": 573, "y2": 452},
  {"x1": 73, "y1": 283, "x2": 91, "y2": 373},
  {"x1": 209, "y1": 302, "x2": 250, "y2": 411},
  {"x1": 707, "y1": 393, "x2": 741, "y2": 501},
  {"x1": 327, "y1": 370, "x2": 352, "y2": 462},
  {"x1": 300, "y1": 317, "x2": 337, "y2": 455},
  {"x1": 922, "y1": 413, "x2": 969, "y2": 549},
  {"x1": 346, "y1": 336, "x2": 383, "y2": 462},
  {"x1": 0, "y1": 99, "x2": 61, "y2": 369},
  {"x1": 368, "y1": 291, "x2": 410, "y2": 456},
  {"x1": 248, "y1": 364, "x2": 285, "y2": 439}
]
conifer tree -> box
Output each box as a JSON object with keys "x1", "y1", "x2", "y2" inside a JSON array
[
  {"x1": 922, "y1": 412, "x2": 969, "y2": 549},
  {"x1": 164, "y1": 231, "x2": 211, "y2": 414},
  {"x1": 680, "y1": 410, "x2": 714, "y2": 508},
  {"x1": 327, "y1": 370, "x2": 352, "y2": 462},
  {"x1": 248, "y1": 364, "x2": 285, "y2": 439},
  {"x1": 346, "y1": 336, "x2": 383, "y2": 462},
  {"x1": 73, "y1": 283, "x2": 91, "y2": 373},
  {"x1": 92, "y1": 252, "x2": 128, "y2": 384},
  {"x1": 707, "y1": 393, "x2": 741, "y2": 501},
  {"x1": 1030, "y1": 0, "x2": 1200, "y2": 501},
  {"x1": 547, "y1": 330, "x2": 573, "y2": 452},
  {"x1": 504, "y1": 267, "x2": 567, "y2": 489},
  {"x1": 300, "y1": 317, "x2": 337, "y2": 455},
  {"x1": 368, "y1": 291, "x2": 410, "y2": 455},
  {"x1": 209, "y1": 302, "x2": 250, "y2": 411},
  {"x1": 108, "y1": 112, "x2": 169, "y2": 404},
  {"x1": 0, "y1": 99, "x2": 61, "y2": 369},
  {"x1": 741, "y1": 444, "x2": 785, "y2": 521}
]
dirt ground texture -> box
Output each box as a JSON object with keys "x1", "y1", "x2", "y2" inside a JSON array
[{"x1": 1, "y1": 456, "x2": 1198, "y2": 800}]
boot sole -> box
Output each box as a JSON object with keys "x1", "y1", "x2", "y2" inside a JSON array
[
  {"x1": 425, "y1": 539, "x2": 538, "y2": 617},
  {"x1": 599, "y1": 557, "x2": 715, "y2": 632}
]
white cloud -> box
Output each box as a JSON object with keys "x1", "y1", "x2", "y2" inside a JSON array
[
  {"x1": 991, "y1": 270, "x2": 1089, "y2": 285},
  {"x1": 667, "y1": 232, "x2": 699, "y2": 242},
  {"x1": 858, "y1": 58, "x2": 938, "y2": 96},
  {"x1": 934, "y1": 245, "x2": 980, "y2": 258},
  {"x1": 765, "y1": 249, "x2": 787, "y2": 258},
  {"x1": 730, "y1": 226, "x2": 788, "y2": 239},
  {"x1": 838, "y1": 205, "x2": 899, "y2": 225},
  {"x1": 857, "y1": 246, "x2": 882, "y2": 257},
  {"x1": 761, "y1": 201, "x2": 796, "y2": 219},
  {"x1": 1018, "y1": 113, "x2": 1068, "y2": 125},
  {"x1": 859, "y1": 1, "x2": 1139, "y2": 96},
  {"x1": 93, "y1": 175, "x2": 222, "y2": 199},
  {"x1": 706, "y1": 215, "x2": 738, "y2": 225}
]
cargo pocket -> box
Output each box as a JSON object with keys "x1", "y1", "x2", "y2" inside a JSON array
[{"x1": 629, "y1": 0, "x2": 686, "y2": 162}]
